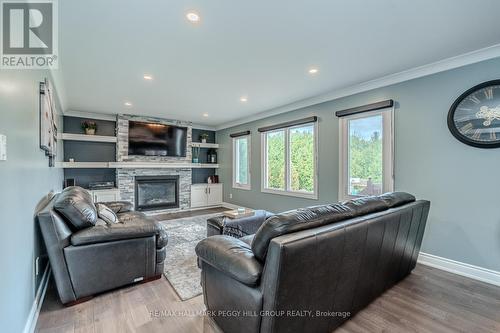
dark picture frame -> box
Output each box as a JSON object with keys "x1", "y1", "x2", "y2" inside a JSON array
[{"x1": 39, "y1": 78, "x2": 58, "y2": 166}]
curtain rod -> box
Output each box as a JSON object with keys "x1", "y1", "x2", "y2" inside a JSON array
[
  {"x1": 229, "y1": 130, "x2": 251, "y2": 138},
  {"x1": 335, "y1": 100, "x2": 394, "y2": 117},
  {"x1": 257, "y1": 116, "x2": 317, "y2": 133}
]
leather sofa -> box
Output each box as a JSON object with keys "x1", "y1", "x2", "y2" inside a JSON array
[
  {"x1": 207, "y1": 210, "x2": 275, "y2": 238},
  {"x1": 36, "y1": 186, "x2": 168, "y2": 305},
  {"x1": 196, "y1": 192, "x2": 430, "y2": 333}
]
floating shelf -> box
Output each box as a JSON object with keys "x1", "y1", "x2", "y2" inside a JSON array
[
  {"x1": 56, "y1": 162, "x2": 110, "y2": 168},
  {"x1": 56, "y1": 162, "x2": 219, "y2": 169},
  {"x1": 58, "y1": 133, "x2": 117, "y2": 143},
  {"x1": 191, "y1": 142, "x2": 219, "y2": 149}
]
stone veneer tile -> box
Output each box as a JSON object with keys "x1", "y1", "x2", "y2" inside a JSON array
[{"x1": 116, "y1": 114, "x2": 194, "y2": 212}]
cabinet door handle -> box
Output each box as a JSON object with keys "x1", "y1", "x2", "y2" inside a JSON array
[
  {"x1": 208, "y1": 187, "x2": 211, "y2": 194},
  {"x1": 205, "y1": 188, "x2": 207, "y2": 194}
]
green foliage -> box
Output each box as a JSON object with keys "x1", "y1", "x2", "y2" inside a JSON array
[
  {"x1": 349, "y1": 131, "x2": 383, "y2": 193},
  {"x1": 266, "y1": 131, "x2": 285, "y2": 189},
  {"x1": 266, "y1": 127, "x2": 315, "y2": 192},
  {"x1": 81, "y1": 121, "x2": 97, "y2": 131},
  {"x1": 290, "y1": 128, "x2": 314, "y2": 192},
  {"x1": 237, "y1": 138, "x2": 248, "y2": 183}
]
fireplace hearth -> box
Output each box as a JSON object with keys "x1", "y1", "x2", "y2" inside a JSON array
[{"x1": 135, "y1": 176, "x2": 179, "y2": 211}]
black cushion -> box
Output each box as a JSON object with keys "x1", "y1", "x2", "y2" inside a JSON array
[
  {"x1": 342, "y1": 196, "x2": 389, "y2": 216},
  {"x1": 251, "y1": 203, "x2": 355, "y2": 261},
  {"x1": 379, "y1": 192, "x2": 416, "y2": 208},
  {"x1": 54, "y1": 186, "x2": 97, "y2": 230},
  {"x1": 251, "y1": 192, "x2": 415, "y2": 261}
]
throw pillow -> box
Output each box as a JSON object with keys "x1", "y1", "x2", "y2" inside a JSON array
[{"x1": 96, "y1": 203, "x2": 119, "y2": 224}]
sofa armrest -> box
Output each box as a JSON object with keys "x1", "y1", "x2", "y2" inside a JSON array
[
  {"x1": 206, "y1": 210, "x2": 274, "y2": 238},
  {"x1": 207, "y1": 216, "x2": 225, "y2": 237},
  {"x1": 100, "y1": 201, "x2": 133, "y2": 213},
  {"x1": 195, "y1": 235, "x2": 262, "y2": 286}
]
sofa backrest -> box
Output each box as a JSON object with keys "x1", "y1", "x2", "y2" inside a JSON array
[
  {"x1": 53, "y1": 186, "x2": 97, "y2": 230},
  {"x1": 251, "y1": 192, "x2": 416, "y2": 261},
  {"x1": 36, "y1": 192, "x2": 78, "y2": 303},
  {"x1": 258, "y1": 199, "x2": 430, "y2": 333}
]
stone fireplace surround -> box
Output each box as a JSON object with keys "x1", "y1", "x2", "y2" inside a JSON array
[{"x1": 116, "y1": 115, "x2": 193, "y2": 212}]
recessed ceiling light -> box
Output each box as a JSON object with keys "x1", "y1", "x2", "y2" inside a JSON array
[
  {"x1": 186, "y1": 12, "x2": 200, "y2": 22},
  {"x1": 124, "y1": 102, "x2": 132, "y2": 107},
  {"x1": 240, "y1": 96, "x2": 248, "y2": 102},
  {"x1": 143, "y1": 74, "x2": 153, "y2": 80},
  {"x1": 308, "y1": 68, "x2": 319, "y2": 75},
  {"x1": 202, "y1": 113, "x2": 209, "y2": 117}
]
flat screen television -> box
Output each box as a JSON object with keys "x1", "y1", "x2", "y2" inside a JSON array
[{"x1": 128, "y1": 121, "x2": 187, "y2": 157}]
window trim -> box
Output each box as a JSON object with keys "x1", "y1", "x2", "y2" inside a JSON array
[
  {"x1": 261, "y1": 122, "x2": 318, "y2": 200},
  {"x1": 232, "y1": 134, "x2": 251, "y2": 190},
  {"x1": 338, "y1": 108, "x2": 394, "y2": 201}
]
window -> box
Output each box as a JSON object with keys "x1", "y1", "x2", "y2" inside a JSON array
[
  {"x1": 262, "y1": 122, "x2": 318, "y2": 199},
  {"x1": 233, "y1": 135, "x2": 251, "y2": 189},
  {"x1": 339, "y1": 109, "x2": 394, "y2": 200}
]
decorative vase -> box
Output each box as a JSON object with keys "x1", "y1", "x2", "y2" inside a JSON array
[{"x1": 85, "y1": 128, "x2": 96, "y2": 135}]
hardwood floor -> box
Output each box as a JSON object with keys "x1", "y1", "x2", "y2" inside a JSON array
[{"x1": 36, "y1": 264, "x2": 500, "y2": 333}]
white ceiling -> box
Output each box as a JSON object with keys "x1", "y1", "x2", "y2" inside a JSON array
[{"x1": 57, "y1": 0, "x2": 500, "y2": 128}]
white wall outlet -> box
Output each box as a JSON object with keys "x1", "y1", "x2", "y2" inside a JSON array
[
  {"x1": 35, "y1": 257, "x2": 40, "y2": 276},
  {"x1": 0, "y1": 134, "x2": 6, "y2": 161},
  {"x1": 229, "y1": 193, "x2": 233, "y2": 199}
]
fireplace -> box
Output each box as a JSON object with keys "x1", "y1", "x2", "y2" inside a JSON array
[{"x1": 135, "y1": 176, "x2": 179, "y2": 211}]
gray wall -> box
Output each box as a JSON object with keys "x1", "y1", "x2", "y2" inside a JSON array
[
  {"x1": 216, "y1": 57, "x2": 500, "y2": 272},
  {"x1": 0, "y1": 71, "x2": 64, "y2": 333}
]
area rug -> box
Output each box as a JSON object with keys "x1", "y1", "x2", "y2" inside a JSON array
[{"x1": 158, "y1": 213, "x2": 221, "y2": 301}]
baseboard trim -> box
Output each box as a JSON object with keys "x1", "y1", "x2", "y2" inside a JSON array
[
  {"x1": 23, "y1": 264, "x2": 51, "y2": 333},
  {"x1": 418, "y1": 252, "x2": 500, "y2": 287},
  {"x1": 221, "y1": 202, "x2": 243, "y2": 210}
]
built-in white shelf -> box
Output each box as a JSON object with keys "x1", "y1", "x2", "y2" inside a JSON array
[
  {"x1": 58, "y1": 133, "x2": 117, "y2": 143},
  {"x1": 192, "y1": 163, "x2": 219, "y2": 169},
  {"x1": 56, "y1": 161, "x2": 219, "y2": 169},
  {"x1": 56, "y1": 162, "x2": 109, "y2": 168},
  {"x1": 191, "y1": 142, "x2": 219, "y2": 149}
]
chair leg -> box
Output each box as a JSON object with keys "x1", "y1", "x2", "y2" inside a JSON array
[{"x1": 64, "y1": 295, "x2": 94, "y2": 307}]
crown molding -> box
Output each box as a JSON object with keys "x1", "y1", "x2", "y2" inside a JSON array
[
  {"x1": 63, "y1": 110, "x2": 118, "y2": 121},
  {"x1": 216, "y1": 43, "x2": 500, "y2": 130}
]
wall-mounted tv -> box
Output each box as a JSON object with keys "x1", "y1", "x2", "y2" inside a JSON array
[{"x1": 128, "y1": 121, "x2": 187, "y2": 157}]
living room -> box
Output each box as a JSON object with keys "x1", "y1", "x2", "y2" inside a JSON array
[{"x1": 1, "y1": 1, "x2": 500, "y2": 333}]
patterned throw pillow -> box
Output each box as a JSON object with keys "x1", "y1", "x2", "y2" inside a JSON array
[{"x1": 96, "y1": 203, "x2": 119, "y2": 225}]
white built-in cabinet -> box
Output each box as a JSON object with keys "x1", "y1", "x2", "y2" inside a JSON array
[
  {"x1": 90, "y1": 189, "x2": 120, "y2": 203},
  {"x1": 191, "y1": 183, "x2": 223, "y2": 208}
]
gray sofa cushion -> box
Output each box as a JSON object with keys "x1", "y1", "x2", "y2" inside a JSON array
[
  {"x1": 71, "y1": 211, "x2": 167, "y2": 247},
  {"x1": 54, "y1": 186, "x2": 97, "y2": 230},
  {"x1": 96, "y1": 203, "x2": 119, "y2": 224}
]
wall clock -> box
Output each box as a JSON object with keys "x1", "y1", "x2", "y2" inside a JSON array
[{"x1": 448, "y1": 80, "x2": 500, "y2": 148}]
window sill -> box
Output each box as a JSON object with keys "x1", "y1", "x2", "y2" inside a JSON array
[
  {"x1": 261, "y1": 188, "x2": 318, "y2": 200},
  {"x1": 233, "y1": 184, "x2": 252, "y2": 191}
]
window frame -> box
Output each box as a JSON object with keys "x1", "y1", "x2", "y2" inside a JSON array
[
  {"x1": 261, "y1": 121, "x2": 318, "y2": 199},
  {"x1": 338, "y1": 108, "x2": 394, "y2": 201},
  {"x1": 232, "y1": 134, "x2": 251, "y2": 190}
]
